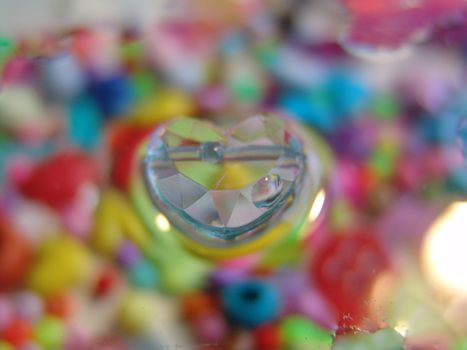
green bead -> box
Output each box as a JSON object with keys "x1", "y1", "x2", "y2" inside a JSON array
[
  {"x1": 132, "y1": 72, "x2": 158, "y2": 102},
  {"x1": 280, "y1": 315, "x2": 334, "y2": 350},
  {"x1": 453, "y1": 339, "x2": 467, "y2": 350},
  {"x1": 371, "y1": 94, "x2": 400, "y2": 120},
  {"x1": 0, "y1": 37, "x2": 14, "y2": 68},
  {"x1": 0, "y1": 341, "x2": 14, "y2": 350},
  {"x1": 34, "y1": 316, "x2": 66, "y2": 350}
]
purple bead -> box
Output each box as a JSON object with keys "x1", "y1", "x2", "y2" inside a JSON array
[
  {"x1": 15, "y1": 292, "x2": 44, "y2": 322},
  {"x1": 117, "y1": 240, "x2": 141, "y2": 267},
  {"x1": 209, "y1": 268, "x2": 248, "y2": 287}
]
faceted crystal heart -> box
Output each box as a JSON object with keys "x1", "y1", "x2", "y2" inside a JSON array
[{"x1": 143, "y1": 115, "x2": 305, "y2": 241}]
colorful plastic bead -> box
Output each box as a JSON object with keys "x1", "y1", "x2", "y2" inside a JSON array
[
  {"x1": 310, "y1": 230, "x2": 390, "y2": 328},
  {"x1": 17, "y1": 150, "x2": 100, "y2": 209},
  {"x1": 280, "y1": 315, "x2": 334, "y2": 350},
  {"x1": 27, "y1": 236, "x2": 92, "y2": 296},
  {"x1": 0, "y1": 216, "x2": 32, "y2": 292},
  {"x1": 253, "y1": 323, "x2": 282, "y2": 350},
  {"x1": 89, "y1": 73, "x2": 134, "y2": 118},
  {"x1": 94, "y1": 267, "x2": 120, "y2": 297},
  {"x1": 36, "y1": 52, "x2": 85, "y2": 101},
  {"x1": 14, "y1": 292, "x2": 44, "y2": 323},
  {"x1": 34, "y1": 316, "x2": 65, "y2": 350},
  {"x1": 67, "y1": 94, "x2": 103, "y2": 151},
  {"x1": 193, "y1": 312, "x2": 228, "y2": 343},
  {"x1": 117, "y1": 240, "x2": 141, "y2": 267},
  {"x1": 127, "y1": 259, "x2": 159, "y2": 289},
  {"x1": 117, "y1": 293, "x2": 153, "y2": 333},
  {"x1": 221, "y1": 279, "x2": 281, "y2": 328},
  {"x1": 0, "y1": 296, "x2": 14, "y2": 332},
  {"x1": 45, "y1": 293, "x2": 75, "y2": 320},
  {"x1": 2, "y1": 318, "x2": 33, "y2": 348}
]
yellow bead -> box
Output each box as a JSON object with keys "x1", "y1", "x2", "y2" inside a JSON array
[
  {"x1": 91, "y1": 190, "x2": 151, "y2": 256},
  {"x1": 27, "y1": 236, "x2": 91, "y2": 296},
  {"x1": 129, "y1": 89, "x2": 195, "y2": 126},
  {"x1": 91, "y1": 190, "x2": 124, "y2": 256},
  {"x1": 117, "y1": 292, "x2": 153, "y2": 333}
]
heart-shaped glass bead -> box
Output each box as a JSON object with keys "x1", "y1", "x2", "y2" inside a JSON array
[{"x1": 143, "y1": 114, "x2": 306, "y2": 241}]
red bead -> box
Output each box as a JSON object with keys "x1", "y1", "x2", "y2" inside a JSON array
[
  {"x1": 310, "y1": 229, "x2": 390, "y2": 328},
  {"x1": 0, "y1": 215, "x2": 32, "y2": 292},
  {"x1": 253, "y1": 323, "x2": 282, "y2": 350},
  {"x1": 1, "y1": 318, "x2": 33, "y2": 347},
  {"x1": 18, "y1": 150, "x2": 100, "y2": 209},
  {"x1": 108, "y1": 124, "x2": 154, "y2": 191},
  {"x1": 94, "y1": 267, "x2": 119, "y2": 297}
]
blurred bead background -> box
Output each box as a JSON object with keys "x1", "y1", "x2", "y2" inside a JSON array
[{"x1": 1, "y1": 0, "x2": 467, "y2": 349}]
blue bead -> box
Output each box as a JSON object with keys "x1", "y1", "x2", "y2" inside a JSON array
[
  {"x1": 221, "y1": 279, "x2": 280, "y2": 328},
  {"x1": 68, "y1": 95, "x2": 102, "y2": 151},
  {"x1": 278, "y1": 91, "x2": 336, "y2": 133},
  {"x1": 128, "y1": 259, "x2": 159, "y2": 289},
  {"x1": 326, "y1": 72, "x2": 370, "y2": 117},
  {"x1": 89, "y1": 74, "x2": 134, "y2": 118}
]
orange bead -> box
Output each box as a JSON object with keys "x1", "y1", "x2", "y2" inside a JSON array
[
  {"x1": 45, "y1": 293, "x2": 76, "y2": 320},
  {"x1": 181, "y1": 292, "x2": 217, "y2": 321},
  {"x1": 0, "y1": 215, "x2": 32, "y2": 292}
]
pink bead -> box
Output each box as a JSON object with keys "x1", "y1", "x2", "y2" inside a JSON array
[
  {"x1": 219, "y1": 254, "x2": 261, "y2": 270},
  {"x1": 193, "y1": 313, "x2": 228, "y2": 343},
  {"x1": 0, "y1": 296, "x2": 15, "y2": 332}
]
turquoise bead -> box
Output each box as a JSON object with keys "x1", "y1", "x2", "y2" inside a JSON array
[
  {"x1": 68, "y1": 95, "x2": 102, "y2": 151},
  {"x1": 221, "y1": 279, "x2": 280, "y2": 328},
  {"x1": 128, "y1": 259, "x2": 159, "y2": 289}
]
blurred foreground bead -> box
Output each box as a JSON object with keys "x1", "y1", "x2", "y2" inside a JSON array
[
  {"x1": 89, "y1": 73, "x2": 134, "y2": 118},
  {"x1": 193, "y1": 312, "x2": 228, "y2": 343},
  {"x1": 0, "y1": 216, "x2": 32, "y2": 291},
  {"x1": 36, "y1": 52, "x2": 85, "y2": 101},
  {"x1": 310, "y1": 230, "x2": 390, "y2": 328},
  {"x1": 253, "y1": 323, "x2": 282, "y2": 350},
  {"x1": 2, "y1": 318, "x2": 33, "y2": 348},
  {"x1": 0, "y1": 297, "x2": 14, "y2": 332},
  {"x1": 181, "y1": 292, "x2": 217, "y2": 321},
  {"x1": 117, "y1": 293, "x2": 153, "y2": 334},
  {"x1": 221, "y1": 279, "x2": 280, "y2": 328},
  {"x1": 17, "y1": 150, "x2": 99, "y2": 210},
  {"x1": 45, "y1": 293, "x2": 75, "y2": 320},
  {"x1": 129, "y1": 89, "x2": 196, "y2": 126},
  {"x1": 34, "y1": 316, "x2": 65, "y2": 350},
  {"x1": 127, "y1": 259, "x2": 159, "y2": 289},
  {"x1": 14, "y1": 292, "x2": 44, "y2": 323},
  {"x1": 280, "y1": 315, "x2": 334, "y2": 350},
  {"x1": 94, "y1": 267, "x2": 120, "y2": 297},
  {"x1": 27, "y1": 236, "x2": 91, "y2": 296},
  {"x1": 67, "y1": 94, "x2": 103, "y2": 151}
]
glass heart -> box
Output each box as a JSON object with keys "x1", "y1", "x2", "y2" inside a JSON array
[{"x1": 143, "y1": 114, "x2": 306, "y2": 241}]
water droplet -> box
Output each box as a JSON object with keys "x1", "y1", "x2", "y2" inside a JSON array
[
  {"x1": 252, "y1": 174, "x2": 283, "y2": 208},
  {"x1": 199, "y1": 142, "x2": 224, "y2": 164}
]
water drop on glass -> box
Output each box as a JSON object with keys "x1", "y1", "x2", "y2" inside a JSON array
[
  {"x1": 199, "y1": 142, "x2": 224, "y2": 164},
  {"x1": 252, "y1": 174, "x2": 283, "y2": 208}
]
